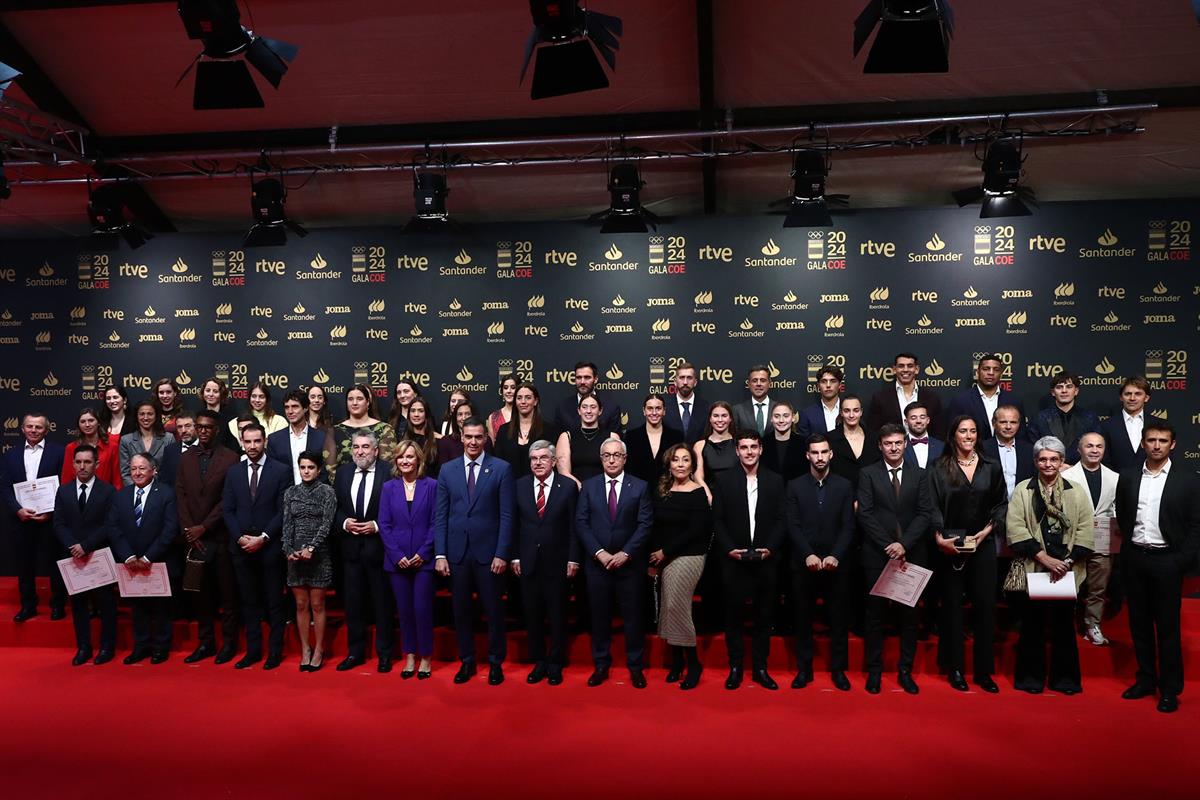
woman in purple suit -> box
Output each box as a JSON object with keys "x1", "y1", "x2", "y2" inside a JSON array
[{"x1": 379, "y1": 440, "x2": 438, "y2": 679}]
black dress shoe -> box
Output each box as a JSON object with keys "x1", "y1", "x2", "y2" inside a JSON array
[
  {"x1": 418, "y1": 668, "x2": 432, "y2": 680},
  {"x1": 587, "y1": 667, "x2": 609, "y2": 687},
  {"x1": 184, "y1": 645, "x2": 214, "y2": 664},
  {"x1": 865, "y1": 672, "x2": 882, "y2": 694},
  {"x1": 680, "y1": 665, "x2": 702, "y2": 691},
  {"x1": 214, "y1": 644, "x2": 237, "y2": 665},
  {"x1": 527, "y1": 663, "x2": 548, "y2": 684},
  {"x1": 93, "y1": 649, "x2": 114, "y2": 665},
  {"x1": 150, "y1": 650, "x2": 169, "y2": 664},
  {"x1": 13, "y1": 609, "x2": 37, "y2": 623},
  {"x1": 401, "y1": 666, "x2": 416, "y2": 679},
  {"x1": 234, "y1": 654, "x2": 261, "y2": 669},
  {"x1": 488, "y1": 664, "x2": 505, "y2": 685},
  {"x1": 72, "y1": 648, "x2": 93, "y2": 666},
  {"x1": 336, "y1": 655, "x2": 365, "y2": 672},
  {"x1": 547, "y1": 668, "x2": 563, "y2": 686},
  {"x1": 948, "y1": 670, "x2": 969, "y2": 692},
  {"x1": 831, "y1": 670, "x2": 851, "y2": 692},
  {"x1": 752, "y1": 669, "x2": 779, "y2": 691},
  {"x1": 1049, "y1": 680, "x2": 1082, "y2": 695},
  {"x1": 725, "y1": 666, "x2": 744, "y2": 690},
  {"x1": 123, "y1": 649, "x2": 150, "y2": 665},
  {"x1": 898, "y1": 671, "x2": 919, "y2": 695},
  {"x1": 49, "y1": 607, "x2": 66, "y2": 621},
  {"x1": 377, "y1": 656, "x2": 393, "y2": 674},
  {"x1": 454, "y1": 662, "x2": 477, "y2": 684},
  {"x1": 629, "y1": 669, "x2": 647, "y2": 689},
  {"x1": 1122, "y1": 682, "x2": 1156, "y2": 700},
  {"x1": 791, "y1": 669, "x2": 813, "y2": 689},
  {"x1": 1015, "y1": 681, "x2": 1043, "y2": 694},
  {"x1": 974, "y1": 675, "x2": 999, "y2": 694},
  {"x1": 263, "y1": 653, "x2": 283, "y2": 670},
  {"x1": 1157, "y1": 694, "x2": 1179, "y2": 713}
]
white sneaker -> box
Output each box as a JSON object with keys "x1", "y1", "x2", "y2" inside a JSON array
[{"x1": 1084, "y1": 625, "x2": 1109, "y2": 646}]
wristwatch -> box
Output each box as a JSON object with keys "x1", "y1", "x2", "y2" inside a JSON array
[{"x1": 1062, "y1": 557, "x2": 1073, "y2": 568}]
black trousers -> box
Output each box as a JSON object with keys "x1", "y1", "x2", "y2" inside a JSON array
[
  {"x1": 585, "y1": 560, "x2": 645, "y2": 670},
  {"x1": 14, "y1": 519, "x2": 66, "y2": 612},
  {"x1": 722, "y1": 558, "x2": 777, "y2": 670},
  {"x1": 1015, "y1": 596, "x2": 1081, "y2": 691},
  {"x1": 193, "y1": 537, "x2": 241, "y2": 650},
  {"x1": 863, "y1": 566, "x2": 918, "y2": 674},
  {"x1": 341, "y1": 535, "x2": 396, "y2": 661},
  {"x1": 130, "y1": 596, "x2": 172, "y2": 653},
  {"x1": 71, "y1": 585, "x2": 117, "y2": 651},
  {"x1": 450, "y1": 559, "x2": 506, "y2": 665},
  {"x1": 938, "y1": 544, "x2": 996, "y2": 678},
  {"x1": 231, "y1": 545, "x2": 287, "y2": 657},
  {"x1": 1122, "y1": 545, "x2": 1185, "y2": 696},
  {"x1": 791, "y1": 563, "x2": 850, "y2": 671},
  {"x1": 522, "y1": 561, "x2": 570, "y2": 668}
]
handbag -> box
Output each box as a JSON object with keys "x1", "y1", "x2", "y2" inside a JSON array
[
  {"x1": 1003, "y1": 557, "x2": 1031, "y2": 593},
  {"x1": 182, "y1": 546, "x2": 210, "y2": 592}
]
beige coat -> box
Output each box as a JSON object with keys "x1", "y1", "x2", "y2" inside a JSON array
[{"x1": 1006, "y1": 477, "x2": 1094, "y2": 589}]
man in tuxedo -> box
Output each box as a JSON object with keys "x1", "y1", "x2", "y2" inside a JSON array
[
  {"x1": 732, "y1": 364, "x2": 780, "y2": 437},
  {"x1": 222, "y1": 423, "x2": 289, "y2": 670},
  {"x1": 662, "y1": 362, "x2": 708, "y2": 443},
  {"x1": 435, "y1": 417, "x2": 515, "y2": 685},
  {"x1": 982, "y1": 405, "x2": 1034, "y2": 500},
  {"x1": 1028, "y1": 371, "x2": 1099, "y2": 465},
  {"x1": 268, "y1": 390, "x2": 329, "y2": 484},
  {"x1": 551, "y1": 361, "x2": 622, "y2": 435},
  {"x1": 1099, "y1": 376, "x2": 1152, "y2": 472},
  {"x1": 333, "y1": 430, "x2": 396, "y2": 673},
  {"x1": 797, "y1": 366, "x2": 843, "y2": 439},
  {"x1": 712, "y1": 430, "x2": 785, "y2": 690},
  {"x1": 945, "y1": 353, "x2": 1025, "y2": 439},
  {"x1": 1115, "y1": 419, "x2": 1200, "y2": 713},
  {"x1": 858, "y1": 424, "x2": 933, "y2": 695},
  {"x1": 902, "y1": 401, "x2": 944, "y2": 469},
  {"x1": 576, "y1": 438, "x2": 654, "y2": 688},
  {"x1": 53, "y1": 444, "x2": 119, "y2": 666},
  {"x1": 867, "y1": 352, "x2": 943, "y2": 434},
  {"x1": 786, "y1": 433, "x2": 855, "y2": 691},
  {"x1": 2, "y1": 412, "x2": 67, "y2": 621},
  {"x1": 1063, "y1": 432, "x2": 1119, "y2": 647},
  {"x1": 156, "y1": 410, "x2": 195, "y2": 487},
  {"x1": 511, "y1": 439, "x2": 580, "y2": 685},
  {"x1": 109, "y1": 453, "x2": 178, "y2": 664},
  {"x1": 175, "y1": 410, "x2": 241, "y2": 664}
]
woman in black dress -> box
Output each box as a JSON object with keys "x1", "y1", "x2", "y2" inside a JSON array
[
  {"x1": 625, "y1": 393, "x2": 683, "y2": 486},
  {"x1": 398, "y1": 397, "x2": 440, "y2": 470},
  {"x1": 693, "y1": 400, "x2": 736, "y2": 497},
  {"x1": 761, "y1": 399, "x2": 806, "y2": 482},
  {"x1": 828, "y1": 394, "x2": 880, "y2": 490},
  {"x1": 556, "y1": 394, "x2": 610, "y2": 488},
  {"x1": 495, "y1": 382, "x2": 557, "y2": 479},
  {"x1": 282, "y1": 452, "x2": 337, "y2": 672}
]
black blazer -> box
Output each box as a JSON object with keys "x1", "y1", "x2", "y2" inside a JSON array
[
  {"x1": 712, "y1": 468, "x2": 785, "y2": 556},
  {"x1": 867, "y1": 384, "x2": 944, "y2": 436},
  {"x1": 662, "y1": 394, "x2": 710, "y2": 444},
  {"x1": 108, "y1": 481, "x2": 178, "y2": 563},
  {"x1": 221, "y1": 458, "x2": 289, "y2": 543},
  {"x1": 944, "y1": 387, "x2": 1026, "y2": 440},
  {"x1": 828, "y1": 428, "x2": 881, "y2": 490},
  {"x1": 1098, "y1": 414, "x2": 1148, "y2": 472},
  {"x1": 515, "y1": 474, "x2": 580, "y2": 577},
  {"x1": 333, "y1": 460, "x2": 393, "y2": 558},
  {"x1": 53, "y1": 479, "x2": 118, "y2": 552},
  {"x1": 981, "y1": 438, "x2": 1035, "y2": 488},
  {"x1": 2, "y1": 440, "x2": 66, "y2": 514},
  {"x1": 266, "y1": 427, "x2": 330, "y2": 482},
  {"x1": 856, "y1": 462, "x2": 933, "y2": 570},
  {"x1": 761, "y1": 434, "x2": 808, "y2": 483},
  {"x1": 785, "y1": 472, "x2": 855, "y2": 565},
  {"x1": 623, "y1": 425, "x2": 684, "y2": 486},
  {"x1": 1116, "y1": 465, "x2": 1200, "y2": 571},
  {"x1": 157, "y1": 440, "x2": 185, "y2": 487}
]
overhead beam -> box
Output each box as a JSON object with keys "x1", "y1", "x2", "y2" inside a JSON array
[{"x1": 696, "y1": 0, "x2": 716, "y2": 215}]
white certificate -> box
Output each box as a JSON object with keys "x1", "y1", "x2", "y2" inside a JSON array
[
  {"x1": 1027, "y1": 571, "x2": 1077, "y2": 600},
  {"x1": 116, "y1": 563, "x2": 172, "y2": 598},
  {"x1": 56, "y1": 547, "x2": 119, "y2": 595},
  {"x1": 869, "y1": 560, "x2": 933, "y2": 608},
  {"x1": 1093, "y1": 516, "x2": 1119, "y2": 554},
  {"x1": 13, "y1": 476, "x2": 59, "y2": 515}
]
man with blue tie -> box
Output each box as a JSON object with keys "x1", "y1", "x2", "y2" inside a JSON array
[
  {"x1": 110, "y1": 452, "x2": 178, "y2": 664},
  {"x1": 576, "y1": 438, "x2": 655, "y2": 688},
  {"x1": 902, "y1": 402, "x2": 944, "y2": 469},
  {"x1": 662, "y1": 362, "x2": 709, "y2": 444},
  {"x1": 435, "y1": 417, "x2": 515, "y2": 685}
]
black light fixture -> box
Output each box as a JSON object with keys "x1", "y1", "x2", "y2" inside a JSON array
[
  {"x1": 177, "y1": 0, "x2": 299, "y2": 109},
  {"x1": 520, "y1": 1, "x2": 622, "y2": 99},
  {"x1": 588, "y1": 162, "x2": 658, "y2": 234},
  {"x1": 404, "y1": 171, "x2": 454, "y2": 233},
  {"x1": 778, "y1": 151, "x2": 848, "y2": 228},
  {"x1": 853, "y1": 0, "x2": 954, "y2": 73},
  {"x1": 953, "y1": 138, "x2": 1035, "y2": 218},
  {"x1": 244, "y1": 174, "x2": 307, "y2": 246},
  {"x1": 87, "y1": 181, "x2": 154, "y2": 250},
  {"x1": 0, "y1": 60, "x2": 20, "y2": 102}
]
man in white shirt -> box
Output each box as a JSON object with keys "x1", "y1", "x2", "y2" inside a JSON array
[
  {"x1": 945, "y1": 354, "x2": 1025, "y2": 439},
  {"x1": 867, "y1": 352, "x2": 944, "y2": 434},
  {"x1": 1063, "y1": 433, "x2": 1119, "y2": 647},
  {"x1": 732, "y1": 365, "x2": 778, "y2": 436},
  {"x1": 1099, "y1": 376, "x2": 1152, "y2": 472},
  {"x1": 663, "y1": 362, "x2": 709, "y2": 443},
  {"x1": 3, "y1": 413, "x2": 66, "y2": 621},
  {"x1": 797, "y1": 367, "x2": 843, "y2": 439},
  {"x1": 902, "y1": 402, "x2": 944, "y2": 469},
  {"x1": 267, "y1": 389, "x2": 328, "y2": 484}
]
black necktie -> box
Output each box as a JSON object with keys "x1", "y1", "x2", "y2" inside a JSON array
[
  {"x1": 78, "y1": 483, "x2": 88, "y2": 512},
  {"x1": 355, "y1": 469, "x2": 368, "y2": 519},
  {"x1": 249, "y1": 462, "x2": 260, "y2": 500},
  {"x1": 890, "y1": 468, "x2": 902, "y2": 499}
]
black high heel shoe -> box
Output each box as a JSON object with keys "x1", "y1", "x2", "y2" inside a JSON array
[
  {"x1": 417, "y1": 660, "x2": 432, "y2": 680},
  {"x1": 299, "y1": 652, "x2": 313, "y2": 673},
  {"x1": 308, "y1": 653, "x2": 324, "y2": 673}
]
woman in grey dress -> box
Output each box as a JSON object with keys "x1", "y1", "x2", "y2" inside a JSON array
[{"x1": 282, "y1": 451, "x2": 337, "y2": 672}]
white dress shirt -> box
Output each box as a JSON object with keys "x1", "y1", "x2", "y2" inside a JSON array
[
  {"x1": 23, "y1": 441, "x2": 44, "y2": 482},
  {"x1": 343, "y1": 462, "x2": 378, "y2": 531},
  {"x1": 78, "y1": 477, "x2": 95, "y2": 503},
  {"x1": 1132, "y1": 460, "x2": 1171, "y2": 547},
  {"x1": 675, "y1": 394, "x2": 695, "y2": 426},
  {"x1": 977, "y1": 385, "x2": 1000, "y2": 435},
  {"x1": 995, "y1": 440, "x2": 1017, "y2": 499},
  {"x1": 463, "y1": 452, "x2": 487, "y2": 484},
  {"x1": 910, "y1": 439, "x2": 929, "y2": 468},
  {"x1": 746, "y1": 474, "x2": 759, "y2": 542},
  {"x1": 821, "y1": 400, "x2": 841, "y2": 433},
  {"x1": 604, "y1": 471, "x2": 625, "y2": 505},
  {"x1": 895, "y1": 381, "x2": 919, "y2": 419},
  {"x1": 287, "y1": 425, "x2": 310, "y2": 484},
  {"x1": 244, "y1": 458, "x2": 270, "y2": 540},
  {"x1": 533, "y1": 475, "x2": 553, "y2": 506},
  {"x1": 1123, "y1": 410, "x2": 1145, "y2": 455}
]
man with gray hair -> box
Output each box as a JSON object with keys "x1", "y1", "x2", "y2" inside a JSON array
[
  {"x1": 511, "y1": 440, "x2": 580, "y2": 685},
  {"x1": 1063, "y1": 432, "x2": 1119, "y2": 646}
]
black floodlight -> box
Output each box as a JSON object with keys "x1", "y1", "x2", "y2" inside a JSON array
[
  {"x1": 588, "y1": 162, "x2": 659, "y2": 233},
  {"x1": 177, "y1": 0, "x2": 299, "y2": 110},
  {"x1": 0, "y1": 61, "x2": 20, "y2": 101},
  {"x1": 88, "y1": 182, "x2": 154, "y2": 250},
  {"x1": 773, "y1": 151, "x2": 849, "y2": 228},
  {"x1": 953, "y1": 138, "x2": 1036, "y2": 218},
  {"x1": 853, "y1": 0, "x2": 954, "y2": 73},
  {"x1": 521, "y1": 1, "x2": 622, "y2": 99},
  {"x1": 244, "y1": 177, "x2": 307, "y2": 246},
  {"x1": 404, "y1": 171, "x2": 457, "y2": 233}
]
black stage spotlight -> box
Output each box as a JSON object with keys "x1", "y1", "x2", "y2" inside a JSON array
[
  {"x1": 0, "y1": 61, "x2": 20, "y2": 101},
  {"x1": 952, "y1": 138, "x2": 1036, "y2": 218},
  {"x1": 853, "y1": 0, "x2": 954, "y2": 73},
  {"x1": 88, "y1": 182, "x2": 154, "y2": 250},
  {"x1": 177, "y1": 0, "x2": 299, "y2": 110},
  {"x1": 405, "y1": 171, "x2": 459, "y2": 234},
  {"x1": 521, "y1": 1, "x2": 622, "y2": 99},
  {"x1": 244, "y1": 177, "x2": 307, "y2": 247},
  {"x1": 588, "y1": 162, "x2": 659, "y2": 234},
  {"x1": 775, "y1": 151, "x2": 848, "y2": 228}
]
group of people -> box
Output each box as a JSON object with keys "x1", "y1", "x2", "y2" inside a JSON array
[{"x1": 3, "y1": 354, "x2": 1197, "y2": 712}]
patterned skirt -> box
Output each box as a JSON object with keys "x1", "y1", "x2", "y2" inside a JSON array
[{"x1": 657, "y1": 554, "x2": 706, "y2": 646}]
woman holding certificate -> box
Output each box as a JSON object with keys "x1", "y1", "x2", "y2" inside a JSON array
[
  {"x1": 282, "y1": 452, "x2": 337, "y2": 672},
  {"x1": 1006, "y1": 436, "x2": 1093, "y2": 694}
]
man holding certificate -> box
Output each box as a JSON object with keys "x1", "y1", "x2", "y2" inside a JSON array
[
  {"x1": 53, "y1": 444, "x2": 120, "y2": 666},
  {"x1": 109, "y1": 453, "x2": 179, "y2": 665}
]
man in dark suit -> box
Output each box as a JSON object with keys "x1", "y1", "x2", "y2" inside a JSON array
[
  {"x1": 222, "y1": 422, "x2": 289, "y2": 670},
  {"x1": 712, "y1": 430, "x2": 785, "y2": 690},
  {"x1": 333, "y1": 429, "x2": 396, "y2": 673},
  {"x1": 732, "y1": 364, "x2": 779, "y2": 437},
  {"x1": 858, "y1": 424, "x2": 933, "y2": 695},
  {"x1": 109, "y1": 452, "x2": 178, "y2": 664},
  {"x1": 1099, "y1": 376, "x2": 1152, "y2": 472},
  {"x1": 175, "y1": 410, "x2": 241, "y2": 664},
  {"x1": 1115, "y1": 419, "x2": 1200, "y2": 714},
  {"x1": 2, "y1": 412, "x2": 67, "y2": 621},
  {"x1": 902, "y1": 401, "x2": 944, "y2": 469},
  {"x1": 435, "y1": 417, "x2": 515, "y2": 685},
  {"x1": 796, "y1": 366, "x2": 843, "y2": 439},
  {"x1": 53, "y1": 444, "x2": 120, "y2": 666},
  {"x1": 1028, "y1": 371, "x2": 1098, "y2": 465},
  {"x1": 267, "y1": 389, "x2": 329, "y2": 484},
  {"x1": 576, "y1": 437, "x2": 654, "y2": 688},
  {"x1": 662, "y1": 361, "x2": 709, "y2": 444},
  {"x1": 867, "y1": 352, "x2": 943, "y2": 434},
  {"x1": 156, "y1": 409, "x2": 195, "y2": 488},
  {"x1": 511, "y1": 439, "x2": 580, "y2": 685},
  {"x1": 551, "y1": 361, "x2": 623, "y2": 435},
  {"x1": 981, "y1": 405, "x2": 1034, "y2": 500},
  {"x1": 944, "y1": 353, "x2": 1025, "y2": 439},
  {"x1": 786, "y1": 433, "x2": 855, "y2": 691}
]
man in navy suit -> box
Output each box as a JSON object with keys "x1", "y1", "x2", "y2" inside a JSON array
[
  {"x1": 222, "y1": 423, "x2": 289, "y2": 670},
  {"x1": 902, "y1": 401, "x2": 944, "y2": 469},
  {"x1": 1099, "y1": 376, "x2": 1152, "y2": 472},
  {"x1": 156, "y1": 409, "x2": 195, "y2": 488},
  {"x1": 53, "y1": 444, "x2": 120, "y2": 666},
  {"x1": 576, "y1": 437, "x2": 654, "y2": 688},
  {"x1": 981, "y1": 405, "x2": 1034, "y2": 500},
  {"x1": 797, "y1": 366, "x2": 844, "y2": 439},
  {"x1": 333, "y1": 430, "x2": 396, "y2": 673},
  {"x1": 435, "y1": 417, "x2": 515, "y2": 685},
  {"x1": 2, "y1": 412, "x2": 67, "y2": 621},
  {"x1": 661, "y1": 362, "x2": 709, "y2": 444},
  {"x1": 267, "y1": 390, "x2": 329, "y2": 484},
  {"x1": 110, "y1": 452, "x2": 178, "y2": 664},
  {"x1": 944, "y1": 354, "x2": 1025, "y2": 439},
  {"x1": 511, "y1": 439, "x2": 580, "y2": 685}
]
